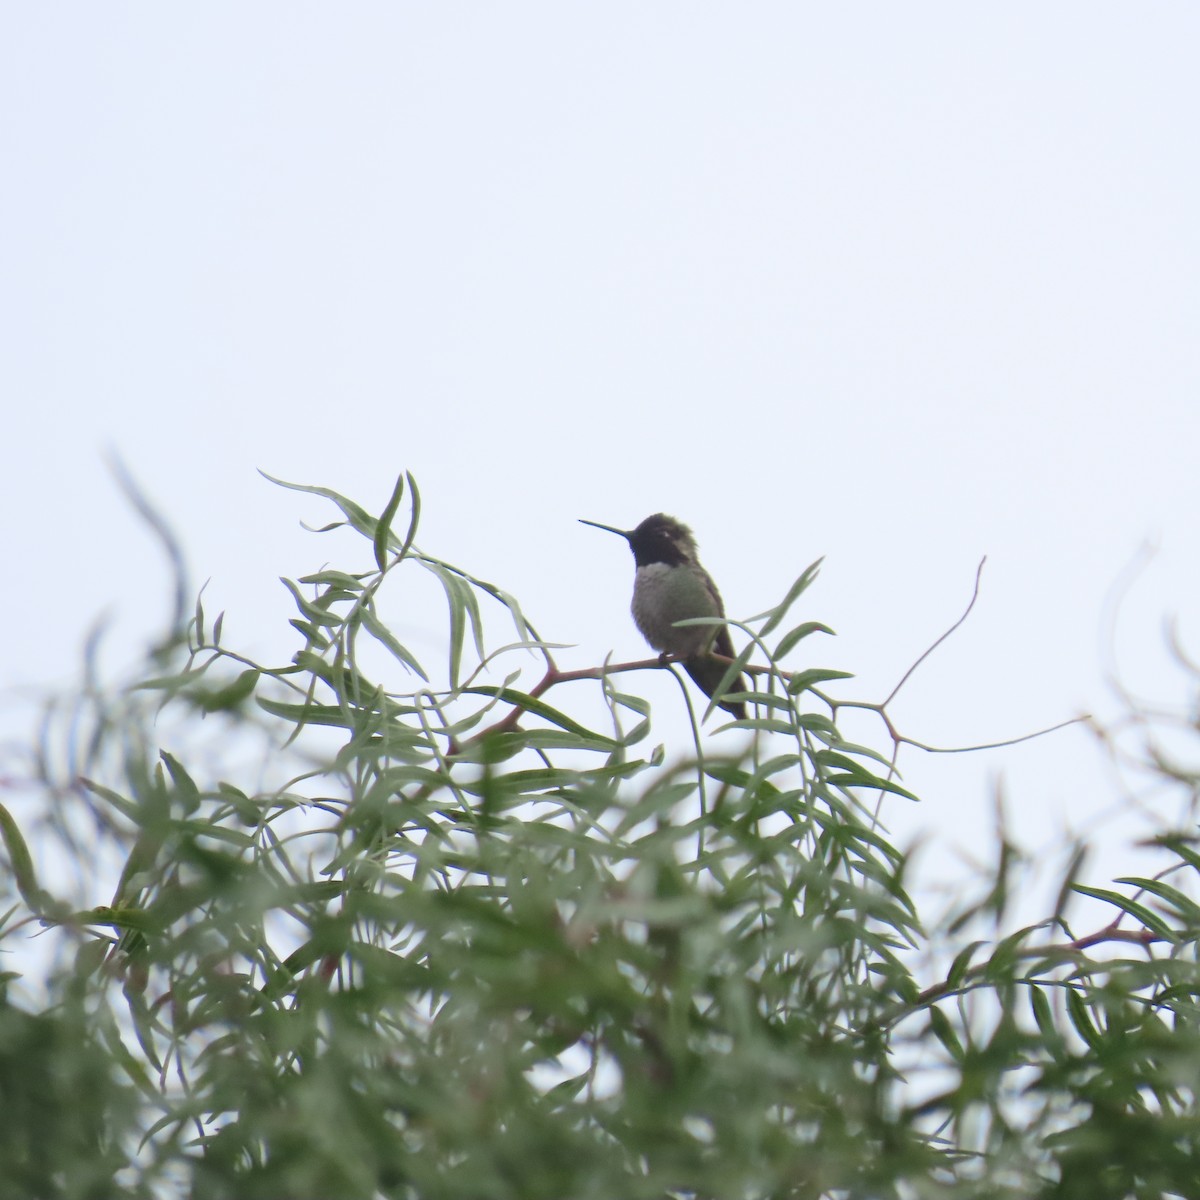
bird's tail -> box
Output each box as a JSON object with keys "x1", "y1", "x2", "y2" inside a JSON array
[{"x1": 684, "y1": 655, "x2": 747, "y2": 721}]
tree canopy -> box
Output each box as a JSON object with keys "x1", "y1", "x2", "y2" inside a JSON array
[{"x1": 2, "y1": 474, "x2": 1198, "y2": 1200}]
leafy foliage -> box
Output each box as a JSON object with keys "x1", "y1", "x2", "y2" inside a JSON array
[{"x1": 2, "y1": 474, "x2": 1200, "y2": 1199}]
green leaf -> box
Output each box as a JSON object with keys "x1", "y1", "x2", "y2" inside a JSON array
[
  {"x1": 424, "y1": 561, "x2": 485, "y2": 688},
  {"x1": 133, "y1": 664, "x2": 219, "y2": 693},
  {"x1": 257, "y1": 698, "x2": 361, "y2": 729},
  {"x1": 794, "y1": 712, "x2": 838, "y2": 736},
  {"x1": 0, "y1": 801, "x2": 50, "y2": 913},
  {"x1": 775, "y1": 620, "x2": 835, "y2": 659},
  {"x1": 361, "y1": 607, "x2": 430, "y2": 680},
  {"x1": 461, "y1": 687, "x2": 617, "y2": 743},
  {"x1": 259, "y1": 936, "x2": 338, "y2": 1000},
  {"x1": 348, "y1": 942, "x2": 434, "y2": 989},
  {"x1": 815, "y1": 747, "x2": 899, "y2": 775},
  {"x1": 1072, "y1": 884, "x2": 1178, "y2": 941},
  {"x1": 260, "y1": 472, "x2": 379, "y2": 541},
  {"x1": 373, "y1": 472, "x2": 407, "y2": 571},
  {"x1": 787, "y1": 667, "x2": 855, "y2": 695},
  {"x1": 297, "y1": 569, "x2": 368, "y2": 590},
  {"x1": 1114, "y1": 876, "x2": 1200, "y2": 926},
  {"x1": 80, "y1": 778, "x2": 139, "y2": 821},
  {"x1": 398, "y1": 470, "x2": 421, "y2": 560},
  {"x1": 1028, "y1": 985, "x2": 1066, "y2": 1060},
  {"x1": 279, "y1": 576, "x2": 344, "y2": 627},
  {"x1": 822, "y1": 773, "x2": 918, "y2": 802},
  {"x1": 928, "y1": 1005, "x2": 965, "y2": 1062},
  {"x1": 1065, "y1": 988, "x2": 1102, "y2": 1050},
  {"x1": 288, "y1": 618, "x2": 330, "y2": 648},
  {"x1": 1152, "y1": 835, "x2": 1200, "y2": 879},
  {"x1": 946, "y1": 941, "x2": 984, "y2": 987},
  {"x1": 754, "y1": 558, "x2": 825, "y2": 637},
  {"x1": 73, "y1": 905, "x2": 165, "y2": 935},
  {"x1": 160, "y1": 751, "x2": 201, "y2": 812},
  {"x1": 1052, "y1": 842, "x2": 1088, "y2": 923},
  {"x1": 195, "y1": 668, "x2": 260, "y2": 713}
]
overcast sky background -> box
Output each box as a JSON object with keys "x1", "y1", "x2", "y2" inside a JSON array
[{"x1": 3, "y1": 6, "x2": 1198, "y2": 923}]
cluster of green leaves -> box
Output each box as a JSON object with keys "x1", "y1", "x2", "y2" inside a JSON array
[{"x1": 2, "y1": 474, "x2": 1200, "y2": 1200}]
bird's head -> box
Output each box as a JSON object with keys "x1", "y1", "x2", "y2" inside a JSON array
[{"x1": 579, "y1": 512, "x2": 698, "y2": 567}]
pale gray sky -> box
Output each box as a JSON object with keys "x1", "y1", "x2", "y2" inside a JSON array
[{"x1": 3, "y1": 6, "x2": 1198, "y2": 911}]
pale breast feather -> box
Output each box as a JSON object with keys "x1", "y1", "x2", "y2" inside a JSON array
[{"x1": 631, "y1": 562, "x2": 723, "y2": 656}]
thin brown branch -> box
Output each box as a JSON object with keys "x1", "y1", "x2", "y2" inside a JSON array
[
  {"x1": 896, "y1": 715, "x2": 1089, "y2": 754},
  {"x1": 1061, "y1": 919, "x2": 1162, "y2": 954},
  {"x1": 893, "y1": 917, "x2": 1165, "y2": 1024},
  {"x1": 826, "y1": 695, "x2": 1088, "y2": 756},
  {"x1": 882, "y1": 556, "x2": 987, "y2": 709},
  {"x1": 447, "y1": 655, "x2": 679, "y2": 755}
]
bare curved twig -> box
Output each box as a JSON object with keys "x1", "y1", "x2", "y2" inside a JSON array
[{"x1": 882, "y1": 556, "x2": 988, "y2": 709}]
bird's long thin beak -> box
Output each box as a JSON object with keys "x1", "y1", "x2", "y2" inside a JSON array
[{"x1": 578, "y1": 519, "x2": 630, "y2": 539}]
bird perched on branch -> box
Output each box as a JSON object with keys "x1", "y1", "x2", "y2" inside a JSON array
[{"x1": 579, "y1": 513, "x2": 747, "y2": 720}]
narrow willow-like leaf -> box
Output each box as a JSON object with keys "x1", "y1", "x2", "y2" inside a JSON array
[
  {"x1": 816, "y1": 745, "x2": 901, "y2": 774},
  {"x1": 279, "y1": 576, "x2": 344, "y2": 628},
  {"x1": 73, "y1": 905, "x2": 165, "y2": 935},
  {"x1": 707, "y1": 639, "x2": 757, "y2": 721},
  {"x1": 258, "y1": 936, "x2": 335, "y2": 1000},
  {"x1": 615, "y1": 782, "x2": 699, "y2": 835},
  {"x1": 257, "y1": 698, "x2": 370, "y2": 729},
  {"x1": 775, "y1": 620, "x2": 835, "y2": 659},
  {"x1": 928, "y1": 1005, "x2": 965, "y2": 1062},
  {"x1": 734, "y1": 718, "x2": 802, "y2": 736},
  {"x1": 982, "y1": 926, "x2": 1036, "y2": 982},
  {"x1": 80, "y1": 778, "x2": 139, "y2": 822},
  {"x1": 288, "y1": 618, "x2": 330, "y2": 649},
  {"x1": 361, "y1": 608, "x2": 429, "y2": 680},
  {"x1": 425, "y1": 561, "x2": 469, "y2": 688},
  {"x1": 123, "y1": 990, "x2": 164, "y2": 1073},
  {"x1": 1115, "y1": 876, "x2": 1200, "y2": 926},
  {"x1": 260, "y1": 472, "x2": 379, "y2": 541},
  {"x1": 160, "y1": 751, "x2": 201, "y2": 812},
  {"x1": 461, "y1": 687, "x2": 618, "y2": 744},
  {"x1": 1072, "y1": 884, "x2": 1178, "y2": 941},
  {"x1": 787, "y1": 667, "x2": 855, "y2": 695},
  {"x1": 822, "y1": 773, "x2": 919, "y2": 803},
  {"x1": 1052, "y1": 842, "x2": 1088, "y2": 924},
  {"x1": 829, "y1": 821, "x2": 907, "y2": 868},
  {"x1": 423, "y1": 557, "x2": 534, "y2": 645},
  {"x1": 731, "y1": 690, "x2": 794, "y2": 713},
  {"x1": 754, "y1": 558, "x2": 825, "y2": 637},
  {"x1": 396, "y1": 470, "x2": 422, "y2": 562},
  {"x1": 373, "y1": 472, "x2": 407, "y2": 572},
  {"x1": 463, "y1": 766, "x2": 607, "y2": 797},
  {"x1": 1065, "y1": 988, "x2": 1102, "y2": 1050},
  {"x1": 298, "y1": 569, "x2": 370, "y2": 590},
  {"x1": 348, "y1": 942, "x2": 437, "y2": 988},
  {"x1": 195, "y1": 668, "x2": 260, "y2": 713},
  {"x1": 795, "y1": 712, "x2": 838, "y2": 735},
  {"x1": 132, "y1": 664, "x2": 219, "y2": 693},
  {"x1": 0, "y1": 801, "x2": 49, "y2": 913},
  {"x1": 1153, "y1": 836, "x2": 1200, "y2": 879},
  {"x1": 946, "y1": 941, "x2": 985, "y2": 987},
  {"x1": 97, "y1": 1018, "x2": 161, "y2": 1101},
  {"x1": 1027, "y1": 985, "x2": 1068, "y2": 1061}
]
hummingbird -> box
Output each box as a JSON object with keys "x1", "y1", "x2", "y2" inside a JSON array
[{"x1": 579, "y1": 513, "x2": 747, "y2": 720}]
